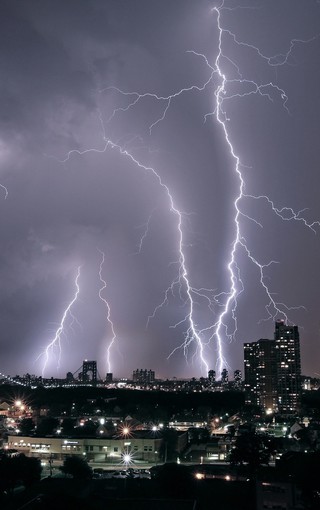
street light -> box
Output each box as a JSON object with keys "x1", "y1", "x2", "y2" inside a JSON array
[
  {"x1": 123, "y1": 453, "x2": 132, "y2": 466},
  {"x1": 119, "y1": 423, "x2": 132, "y2": 438}
]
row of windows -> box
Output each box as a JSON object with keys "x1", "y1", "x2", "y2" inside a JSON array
[
  {"x1": 12, "y1": 441, "x2": 155, "y2": 454},
  {"x1": 13, "y1": 442, "x2": 51, "y2": 450},
  {"x1": 85, "y1": 445, "x2": 153, "y2": 452}
]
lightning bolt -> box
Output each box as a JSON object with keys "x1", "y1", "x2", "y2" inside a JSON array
[
  {"x1": 99, "y1": 2, "x2": 318, "y2": 375},
  {"x1": 97, "y1": 248, "x2": 118, "y2": 374},
  {"x1": 133, "y1": 208, "x2": 157, "y2": 255},
  {"x1": 0, "y1": 184, "x2": 8, "y2": 199},
  {"x1": 37, "y1": 266, "x2": 81, "y2": 377},
  {"x1": 50, "y1": 2, "x2": 319, "y2": 376},
  {"x1": 56, "y1": 139, "x2": 209, "y2": 374},
  {"x1": 211, "y1": 3, "x2": 318, "y2": 373}
]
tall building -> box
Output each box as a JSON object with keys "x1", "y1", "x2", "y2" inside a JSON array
[
  {"x1": 208, "y1": 370, "x2": 216, "y2": 383},
  {"x1": 244, "y1": 339, "x2": 277, "y2": 411},
  {"x1": 221, "y1": 368, "x2": 229, "y2": 386},
  {"x1": 132, "y1": 369, "x2": 155, "y2": 384},
  {"x1": 244, "y1": 321, "x2": 301, "y2": 414},
  {"x1": 274, "y1": 320, "x2": 301, "y2": 414}
]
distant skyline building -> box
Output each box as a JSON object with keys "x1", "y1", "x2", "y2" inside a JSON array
[
  {"x1": 208, "y1": 370, "x2": 216, "y2": 383},
  {"x1": 244, "y1": 339, "x2": 277, "y2": 411},
  {"x1": 132, "y1": 369, "x2": 155, "y2": 384},
  {"x1": 244, "y1": 321, "x2": 301, "y2": 414},
  {"x1": 106, "y1": 373, "x2": 113, "y2": 383},
  {"x1": 233, "y1": 369, "x2": 242, "y2": 390},
  {"x1": 221, "y1": 368, "x2": 228, "y2": 386}
]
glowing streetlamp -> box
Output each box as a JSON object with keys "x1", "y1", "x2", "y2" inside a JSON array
[
  {"x1": 123, "y1": 453, "x2": 132, "y2": 466},
  {"x1": 121, "y1": 450, "x2": 133, "y2": 476},
  {"x1": 119, "y1": 423, "x2": 132, "y2": 438}
]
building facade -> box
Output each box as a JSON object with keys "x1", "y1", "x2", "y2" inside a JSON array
[
  {"x1": 244, "y1": 321, "x2": 301, "y2": 414},
  {"x1": 274, "y1": 320, "x2": 301, "y2": 414},
  {"x1": 132, "y1": 369, "x2": 155, "y2": 384},
  {"x1": 244, "y1": 339, "x2": 277, "y2": 412},
  {"x1": 7, "y1": 432, "x2": 164, "y2": 463}
]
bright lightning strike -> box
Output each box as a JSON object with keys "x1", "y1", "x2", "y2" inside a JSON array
[
  {"x1": 51, "y1": 2, "x2": 319, "y2": 376},
  {"x1": 38, "y1": 266, "x2": 81, "y2": 377},
  {"x1": 211, "y1": 3, "x2": 319, "y2": 373},
  {"x1": 57, "y1": 138, "x2": 209, "y2": 375},
  {"x1": 95, "y1": 2, "x2": 319, "y2": 375},
  {"x1": 0, "y1": 184, "x2": 8, "y2": 199},
  {"x1": 97, "y1": 249, "x2": 118, "y2": 374}
]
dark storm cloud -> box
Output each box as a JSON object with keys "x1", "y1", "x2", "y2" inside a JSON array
[{"x1": 0, "y1": 0, "x2": 320, "y2": 379}]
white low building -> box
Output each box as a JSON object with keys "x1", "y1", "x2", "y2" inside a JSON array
[{"x1": 7, "y1": 432, "x2": 164, "y2": 463}]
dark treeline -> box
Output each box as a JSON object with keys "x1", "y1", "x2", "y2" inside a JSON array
[
  {"x1": 1, "y1": 385, "x2": 320, "y2": 418},
  {"x1": 0, "y1": 385, "x2": 244, "y2": 419}
]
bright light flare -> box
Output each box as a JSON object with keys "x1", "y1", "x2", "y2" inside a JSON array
[
  {"x1": 118, "y1": 423, "x2": 132, "y2": 438},
  {"x1": 122, "y1": 452, "x2": 133, "y2": 465}
]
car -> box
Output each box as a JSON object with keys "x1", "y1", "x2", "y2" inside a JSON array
[
  {"x1": 126, "y1": 468, "x2": 140, "y2": 478},
  {"x1": 137, "y1": 469, "x2": 151, "y2": 479},
  {"x1": 112, "y1": 470, "x2": 128, "y2": 479}
]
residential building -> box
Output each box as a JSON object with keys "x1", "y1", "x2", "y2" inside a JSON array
[
  {"x1": 132, "y1": 369, "x2": 155, "y2": 384},
  {"x1": 221, "y1": 368, "x2": 228, "y2": 387},
  {"x1": 274, "y1": 320, "x2": 301, "y2": 414},
  {"x1": 208, "y1": 370, "x2": 216, "y2": 383},
  {"x1": 244, "y1": 321, "x2": 301, "y2": 414}
]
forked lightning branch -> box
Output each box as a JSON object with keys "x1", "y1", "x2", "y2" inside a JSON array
[{"x1": 37, "y1": 2, "x2": 319, "y2": 377}]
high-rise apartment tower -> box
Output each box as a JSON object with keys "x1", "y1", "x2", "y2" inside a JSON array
[{"x1": 244, "y1": 321, "x2": 301, "y2": 414}]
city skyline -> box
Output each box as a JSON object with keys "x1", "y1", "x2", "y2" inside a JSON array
[
  {"x1": 1, "y1": 1, "x2": 320, "y2": 379},
  {"x1": 4, "y1": 320, "x2": 316, "y2": 387}
]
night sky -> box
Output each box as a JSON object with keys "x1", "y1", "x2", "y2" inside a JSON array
[{"x1": 1, "y1": 0, "x2": 320, "y2": 380}]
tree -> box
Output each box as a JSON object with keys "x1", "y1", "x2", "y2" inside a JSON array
[
  {"x1": 19, "y1": 418, "x2": 35, "y2": 435},
  {"x1": 60, "y1": 456, "x2": 92, "y2": 480},
  {"x1": 0, "y1": 454, "x2": 42, "y2": 494},
  {"x1": 229, "y1": 432, "x2": 276, "y2": 471},
  {"x1": 74, "y1": 419, "x2": 98, "y2": 436},
  {"x1": 61, "y1": 418, "x2": 76, "y2": 435},
  {"x1": 14, "y1": 455, "x2": 42, "y2": 487},
  {"x1": 36, "y1": 417, "x2": 59, "y2": 436}
]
